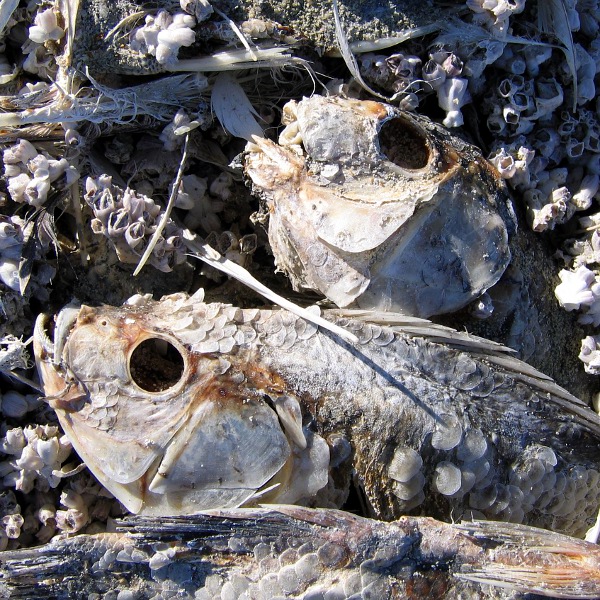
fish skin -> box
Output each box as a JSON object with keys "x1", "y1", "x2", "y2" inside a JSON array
[
  {"x1": 34, "y1": 292, "x2": 600, "y2": 536},
  {"x1": 1, "y1": 506, "x2": 600, "y2": 600}
]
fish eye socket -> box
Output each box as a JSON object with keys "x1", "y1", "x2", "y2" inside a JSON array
[
  {"x1": 129, "y1": 337, "x2": 185, "y2": 393},
  {"x1": 379, "y1": 117, "x2": 430, "y2": 170}
]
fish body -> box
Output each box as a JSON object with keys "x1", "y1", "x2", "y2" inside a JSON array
[
  {"x1": 34, "y1": 291, "x2": 600, "y2": 537},
  {"x1": 245, "y1": 95, "x2": 516, "y2": 318},
  {"x1": 1, "y1": 506, "x2": 600, "y2": 599}
]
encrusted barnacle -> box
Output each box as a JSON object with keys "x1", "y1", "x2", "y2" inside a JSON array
[
  {"x1": 245, "y1": 94, "x2": 514, "y2": 318},
  {"x1": 28, "y1": 7, "x2": 64, "y2": 44},
  {"x1": 3, "y1": 139, "x2": 76, "y2": 208},
  {"x1": 84, "y1": 175, "x2": 186, "y2": 273},
  {"x1": 129, "y1": 10, "x2": 196, "y2": 67}
]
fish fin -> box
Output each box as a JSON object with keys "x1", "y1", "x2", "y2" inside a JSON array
[
  {"x1": 331, "y1": 308, "x2": 514, "y2": 353},
  {"x1": 456, "y1": 521, "x2": 600, "y2": 598},
  {"x1": 331, "y1": 308, "x2": 594, "y2": 413}
]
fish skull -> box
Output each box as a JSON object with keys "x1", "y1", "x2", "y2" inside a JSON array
[
  {"x1": 33, "y1": 296, "x2": 322, "y2": 515},
  {"x1": 245, "y1": 94, "x2": 516, "y2": 318}
]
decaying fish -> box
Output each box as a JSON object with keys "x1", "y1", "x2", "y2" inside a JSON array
[
  {"x1": 245, "y1": 95, "x2": 516, "y2": 318},
  {"x1": 2, "y1": 506, "x2": 600, "y2": 599},
  {"x1": 33, "y1": 291, "x2": 600, "y2": 538}
]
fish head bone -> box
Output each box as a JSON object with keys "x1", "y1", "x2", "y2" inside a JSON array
[
  {"x1": 33, "y1": 298, "x2": 307, "y2": 516},
  {"x1": 245, "y1": 94, "x2": 514, "y2": 317}
]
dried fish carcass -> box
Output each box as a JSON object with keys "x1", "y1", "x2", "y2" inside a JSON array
[
  {"x1": 34, "y1": 292, "x2": 600, "y2": 537},
  {"x1": 2, "y1": 506, "x2": 600, "y2": 599},
  {"x1": 245, "y1": 94, "x2": 516, "y2": 318}
]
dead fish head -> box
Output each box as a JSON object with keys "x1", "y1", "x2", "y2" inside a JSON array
[
  {"x1": 245, "y1": 94, "x2": 515, "y2": 318},
  {"x1": 33, "y1": 293, "x2": 324, "y2": 515}
]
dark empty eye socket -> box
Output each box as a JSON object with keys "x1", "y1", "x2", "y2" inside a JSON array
[
  {"x1": 129, "y1": 338, "x2": 185, "y2": 393},
  {"x1": 379, "y1": 117, "x2": 430, "y2": 170}
]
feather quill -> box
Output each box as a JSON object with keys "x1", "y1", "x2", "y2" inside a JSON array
[{"x1": 332, "y1": 0, "x2": 389, "y2": 101}]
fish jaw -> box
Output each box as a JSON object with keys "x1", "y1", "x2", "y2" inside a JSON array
[{"x1": 33, "y1": 308, "x2": 86, "y2": 409}]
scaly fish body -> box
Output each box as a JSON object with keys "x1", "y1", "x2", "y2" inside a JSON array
[
  {"x1": 1, "y1": 506, "x2": 600, "y2": 599},
  {"x1": 34, "y1": 291, "x2": 600, "y2": 537}
]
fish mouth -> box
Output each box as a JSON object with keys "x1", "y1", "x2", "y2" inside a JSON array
[{"x1": 33, "y1": 302, "x2": 81, "y2": 386}]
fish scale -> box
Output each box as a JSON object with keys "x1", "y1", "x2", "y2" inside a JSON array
[{"x1": 33, "y1": 291, "x2": 600, "y2": 537}]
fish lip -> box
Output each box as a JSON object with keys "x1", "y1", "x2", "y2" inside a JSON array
[
  {"x1": 52, "y1": 302, "x2": 82, "y2": 366},
  {"x1": 33, "y1": 302, "x2": 81, "y2": 368}
]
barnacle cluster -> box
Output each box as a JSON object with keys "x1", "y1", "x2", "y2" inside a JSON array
[
  {"x1": 129, "y1": 8, "x2": 197, "y2": 67},
  {"x1": 423, "y1": 49, "x2": 471, "y2": 128},
  {"x1": 415, "y1": 0, "x2": 600, "y2": 374},
  {"x1": 3, "y1": 139, "x2": 76, "y2": 207},
  {"x1": 22, "y1": 5, "x2": 64, "y2": 78},
  {"x1": 84, "y1": 176, "x2": 187, "y2": 273}
]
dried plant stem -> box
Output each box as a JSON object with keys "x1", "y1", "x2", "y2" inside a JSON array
[
  {"x1": 167, "y1": 47, "x2": 296, "y2": 71},
  {"x1": 133, "y1": 134, "x2": 189, "y2": 276},
  {"x1": 183, "y1": 231, "x2": 358, "y2": 343}
]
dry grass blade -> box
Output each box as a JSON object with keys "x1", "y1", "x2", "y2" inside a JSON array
[
  {"x1": 332, "y1": 0, "x2": 389, "y2": 101},
  {"x1": 537, "y1": 0, "x2": 577, "y2": 110},
  {"x1": 133, "y1": 134, "x2": 190, "y2": 276},
  {"x1": 0, "y1": 0, "x2": 19, "y2": 35}
]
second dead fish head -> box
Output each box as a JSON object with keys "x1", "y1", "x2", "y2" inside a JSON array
[{"x1": 245, "y1": 94, "x2": 516, "y2": 318}]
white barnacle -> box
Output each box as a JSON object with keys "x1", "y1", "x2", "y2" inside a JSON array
[
  {"x1": 1, "y1": 428, "x2": 25, "y2": 455},
  {"x1": 156, "y1": 25, "x2": 196, "y2": 66},
  {"x1": 131, "y1": 10, "x2": 196, "y2": 66},
  {"x1": 532, "y1": 78, "x2": 564, "y2": 120},
  {"x1": 2, "y1": 513, "x2": 23, "y2": 539},
  {"x1": 180, "y1": 0, "x2": 213, "y2": 22},
  {"x1": 578, "y1": 277, "x2": 600, "y2": 327},
  {"x1": 489, "y1": 148, "x2": 516, "y2": 179},
  {"x1": 522, "y1": 45, "x2": 553, "y2": 77},
  {"x1": 555, "y1": 266, "x2": 598, "y2": 311},
  {"x1": 55, "y1": 489, "x2": 89, "y2": 533},
  {"x1": 579, "y1": 335, "x2": 600, "y2": 375},
  {"x1": 422, "y1": 59, "x2": 446, "y2": 90},
  {"x1": 3, "y1": 139, "x2": 37, "y2": 165},
  {"x1": 0, "y1": 258, "x2": 20, "y2": 291},
  {"x1": 160, "y1": 109, "x2": 191, "y2": 151},
  {"x1": 28, "y1": 8, "x2": 64, "y2": 44},
  {"x1": 523, "y1": 187, "x2": 568, "y2": 232},
  {"x1": 210, "y1": 172, "x2": 234, "y2": 201},
  {"x1": 437, "y1": 77, "x2": 470, "y2": 128}
]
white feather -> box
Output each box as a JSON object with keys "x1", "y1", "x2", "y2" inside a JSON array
[{"x1": 211, "y1": 72, "x2": 264, "y2": 141}]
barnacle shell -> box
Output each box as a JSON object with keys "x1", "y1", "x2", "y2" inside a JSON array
[{"x1": 245, "y1": 95, "x2": 515, "y2": 318}]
